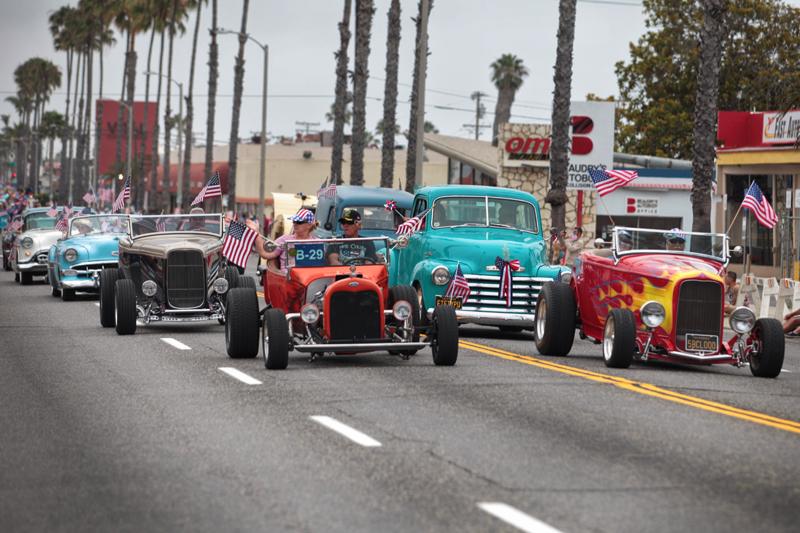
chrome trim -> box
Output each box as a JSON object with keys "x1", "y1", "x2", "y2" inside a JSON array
[
  {"x1": 667, "y1": 351, "x2": 732, "y2": 362},
  {"x1": 431, "y1": 308, "x2": 535, "y2": 326},
  {"x1": 293, "y1": 342, "x2": 428, "y2": 354},
  {"x1": 162, "y1": 307, "x2": 215, "y2": 314},
  {"x1": 16, "y1": 262, "x2": 47, "y2": 272},
  {"x1": 61, "y1": 279, "x2": 98, "y2": 289},
  {"x1": 147, "y1": 313, "x2": 224, "y2": 322}
]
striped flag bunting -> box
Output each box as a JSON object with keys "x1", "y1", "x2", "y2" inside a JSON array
[
  {"x1": 112, "y1": 177, "x2": 131, "y2": 213},
  {"x1": 444, "y1": 263, "x2": 471, "y2": 303},
  {"x1": 191, "y1": 172, "x2": 222, "y2": 206},
  {"x1": 396, "y1": 208, "x2": 430, "y2": 236},
  {"x1": 741, "y1": 182, "x2": 778, "y2": 229},
  {"x1": 588, "y1": 168, "x2": 638, "y2": 197},
  {"x1": 495, "y1": 256, "x2": 521, "y2": 307},
  {"x1": 222, "y1": 220, "x2": 258, "y2": 268}
]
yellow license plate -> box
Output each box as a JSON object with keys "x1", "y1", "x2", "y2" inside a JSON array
[
  {"x1": 435, "y1": 295, "x2": 463, "y2": 309},
  {"x1": 685, "y1": 334, "x2": 718, "y2": 352}
]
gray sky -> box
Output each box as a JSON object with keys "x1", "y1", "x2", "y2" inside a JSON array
[{"x1": 1, "y1": 0, "x2": 796, "y2": 148}]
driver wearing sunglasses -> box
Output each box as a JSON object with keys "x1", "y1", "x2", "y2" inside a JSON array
[{"x1": 327, "y1": 209, "x2": 379, "y2": 265}]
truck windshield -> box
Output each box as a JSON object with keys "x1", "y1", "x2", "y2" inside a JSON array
[
  {"x1": 342, "y1": 205, "x2": 407, "y2": 232},
  {"x1": 431, "y1": 196, "x2": 538, "y2": 233}
]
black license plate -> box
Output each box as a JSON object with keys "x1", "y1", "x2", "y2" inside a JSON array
[
  {"x1": 685, "y1": 333, "x2": 718, "y2": 352},
  {"x1": 435, "y1": 295, "x2": 463, "y2": 309}
]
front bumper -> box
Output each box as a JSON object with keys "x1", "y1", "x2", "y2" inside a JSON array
[
  {"x1": 294, "y1": 341, "x2": 428, "y2": 353},
  {"x1": 16, "y1": 261, "x2": 47, "y2": 273},
  {"x1": 62, "y1": 278, "x2": 99, "y2": 290},
  {"x1": 428, "y1": 308, "x2": 535, "y2": 328}
]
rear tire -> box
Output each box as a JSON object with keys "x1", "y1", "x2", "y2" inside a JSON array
[
  {"x1": 51, "y1": 286, "x2": 61, "y2": 298},
  {"x1": 749, "y1": 318, "x2": 784, "y2": 378},
  {"x1": 602, "y1": 308, "x2": 635, "y2": 368},
  {"x1": 61, "y1": 288, "x2": 75, "y2": 301},
  {"x1": 263, "y1": 308, "x2": 290, "y2": 370},
  {"x1": 534, "y1": 282, "x2": 576, "y2": 356},
  {"x1": 238, "y1": 276, "x2": 257, "y2": 290},
  {"x1": 225, "y1": 287, "x2": 259, "y2": 358},
  {"x1": 431, "y1": 305, "x2": 459, "y2": 366},
  {"x1": 389, "y1": 285, "x2": 420, "y2": 355},
  {"x1": 20, "y1": 272, "x2": 32, "y2": 285},
  {"x1": 99, "y1": 268, "x2": 119, "y2": 327},
  {"x1": 114, "y1": 279, "x2": 137, "y2": 335}
]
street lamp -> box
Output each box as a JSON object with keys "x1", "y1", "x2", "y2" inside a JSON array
[
  {"x1": 216, "y1": 28, "x2": 269, "y2": 222},
  {"x1": 144, "y1": 71, "x2": 184, "y2": 205}
]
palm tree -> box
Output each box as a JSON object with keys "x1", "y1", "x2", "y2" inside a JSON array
[
  {"x1": 379, "y1": 0, "x2": 401, "y2": 188},
  {"x1": 546, "y1": 0, "x2": 577, "y2": 232},
  {"x1": 404, "y1": 0, "x2": 432, "y2": 193},
  {"x1": 330, "y1": 0, "x2": 352, "y2": 186},
  {"x1": 5, "y1": 93, "x2": 33, "y2": 188},
  {"x1": 326, "y1": 95, "x2": 352, "y2": 125},
  {"x1": 204, "y1": 0, "x2": 219, "y2": 181},
  {"x1": 181, "y1": 1, "x2": 205, "y2": 210},
  {"x1": 150, "y1": 0, "x2": 174, "y2": 212},
  {"x1": 49, "y1": 5, "x2": 77, "y2": 202},
  {"x1": 691, "y1": 0, "x2": 726, "y2": 233},
  {"x1": 39, "y1": 111, "x2": 67, "y2": 198},
  {"x1": 226, "y1": 0, "x2": 251, "y2": 212},
  {"x1": 490, "y1": 54, "x2": 528, "y2": 146},
  {"x1": 349, "y1": 0, "x2": 375, "y2": 186}
]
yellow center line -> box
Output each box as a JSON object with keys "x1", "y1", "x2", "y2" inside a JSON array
[{"x1": 459, "y1": 340, "x2": 800, "y2": 435}]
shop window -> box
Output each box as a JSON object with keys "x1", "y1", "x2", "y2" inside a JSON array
[{"x1": 726, "y1": 175, "x2": 775, "y2": 267}]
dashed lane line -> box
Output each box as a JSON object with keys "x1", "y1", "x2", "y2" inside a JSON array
[
  {"x1": 218, "y1": 367, "x2": 263, "y2": 385},
  {"x1": 160, "y1": 337, "x2": 191, "y2": 350},
  {"x1": 94, "y1": 302, "x2": 100, "y2": 307},
  {"x1": 310, "y1": 416, "x2": 382, "y2": 447},
  {"x1": 478, "y1": 502, "x2": 563, "y2": 533}
]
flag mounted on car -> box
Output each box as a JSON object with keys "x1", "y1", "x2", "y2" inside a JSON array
[
  {"x1": 741, "y1": 182, "x2": 778, "y2": 229},
  {"x1": 191, "y1": 172, "x2": 222, "y2": 206},
  {"x1": 588, "y1": 168, "x2": 638, "y2": 197},
  {"x1": 396, "y1": 208, "x2": 430, "y2": 236},
  {"x1": 112, "y1": 176, "x2": 131, "y2": 213},
  {"x1": 222, "y1": 220, "x2": 258, "y2": 268},
  {"x1": 444, "y1": 263, "x2": 471, "y2": 303}
]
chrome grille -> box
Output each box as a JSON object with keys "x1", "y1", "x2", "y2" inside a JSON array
[
  {"x1": 166, "y1": 250, "x2": 206, "y2": 309},
  {"x1": 36, "y1": 252, "x2": 48, "y2": 264},
  {"x1": 462, "y1": 274, "x2": 552, "y2": 315},
  {"x1": 675, "y1": 280, "x2": 723, "y2": 349},
  {"x1": 329, "y1": 290, "x2": 381, "y2": 341}
]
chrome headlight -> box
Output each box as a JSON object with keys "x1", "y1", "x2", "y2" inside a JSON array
[
  {"x1": 431, "y1": 266, "x2": 451, "y2": 286},
  {"x1": 142, "y1": 280, "x2": 157, "y2": 297},
  {"x1": 64, "y1": 248, "x2": 78, "y2": 263},
  {"x1": 729, "y1": 306, "x2": 756, "y2": 334},
  {"x1": 640, "y1": 300, "x2": 666, "y2": 329},
  {"x1": 392, "y1": 300, "x2": 413, "y2": 321},
  {"x1": 20, "y1": 237, "x2": 33, "y2": 249},
  {"x1": 559, "y1": 271, "x2": 572, "y2": 283},
  {"x1": 213, "y1": 277, "x2": 229, "y2": 294},
  {"x1": 301, "y1": 303, "x2": 320, "y2": 324}
]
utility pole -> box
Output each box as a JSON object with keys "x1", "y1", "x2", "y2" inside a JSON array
[
  {"x1": 413, "y1": 0, "x2": 430, "y2": 187},
  {"x1": 176, "y1": 81, "x2": 184, "y2": 207},
  {"x1": 295, "y1": 121, "x2": 320, "y2": 138}
]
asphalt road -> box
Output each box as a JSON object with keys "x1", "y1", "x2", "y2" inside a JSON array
[{"x1": 1, "y1": 265, "x2": 799, "y2": 533}]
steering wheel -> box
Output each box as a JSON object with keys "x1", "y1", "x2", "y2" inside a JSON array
[{"x1": 342, "y1": 256, "x2": 377, "y2": 266}]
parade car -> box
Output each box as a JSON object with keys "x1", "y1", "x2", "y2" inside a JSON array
[
  {"x1": 98, "y1": 213, "x2": 240, "y2": 335},
  {"x1": 225, "y1": 236, "x2": 459, "y2": 370},
  {"x1": 2, "y1": 213, "x2": 22, "y2": 271},
  {"x1": 47, "y1": 214, "x2": 128, "y2": 300},
  {"x1": 10, "y1": 207, "x2": 68, "y2": 284},
  {"x1": 314, "y1": 185, "x2": 413, "y2": 239},
  {"x1": 390, "y1": 185, "x2": 566, "y2": 332},
  {"x1": 534, "y1": 226, "x2": 784, "y2": 377}
]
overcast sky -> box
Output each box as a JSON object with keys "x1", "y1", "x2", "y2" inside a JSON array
[{"x1": 1, "y1": 0, "x2": 797, "y2": 149}]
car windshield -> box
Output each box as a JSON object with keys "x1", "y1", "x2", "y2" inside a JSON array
[
  {"x1": 431, "y1": 196, "x2": 538, "y2": 233},
  {"x1": 68, "y1": 215, "x2": 128, "y2": 237},
  {"x1": 284, "y1": 238, "x2": 390, "y2": 268},
  {"x1": 25, "y1": 212, "x2": 58, "y2": 230},
  {"x1": 342, "y1": 205, "x2": 407, "y2": 231},
  {"x1": 129, "y1": 214, "x2": 223, "y2": 237},
  {"x1": 613, "y1": 227, "x2": 728, "y2": 262}
]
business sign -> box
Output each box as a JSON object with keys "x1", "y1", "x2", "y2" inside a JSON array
[
  {"x1": 626, "y1": 196, "x2": 659, "y2": 215},
  {"x1": 762, "y1": 111, "x2": 800, "y2": 144},
  {"x1": 96, "y1": 99, "x2": 158, "y2": 175}
]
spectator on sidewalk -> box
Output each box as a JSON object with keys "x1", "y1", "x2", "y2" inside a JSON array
[
  {"x1": 560, "y1": 227, "x2": 587, "y2": 268},
  {"x1": 783, "y1": 308, "x2": 800, "y2": 336},
  {"x1": 724, "y1": 271, "x2": 739, "y2": 316}
]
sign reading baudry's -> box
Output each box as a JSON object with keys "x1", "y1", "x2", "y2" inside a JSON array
[{"x1": 501, "y1": 101, "x2": 615, "y2": 190}]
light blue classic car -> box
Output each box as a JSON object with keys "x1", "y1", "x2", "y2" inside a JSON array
[
  {"x1": 391, "y1": 185, "x2": 567, "y2": 332},
  {"x1": 47, "y1": 214, "x2": 128, "y2": 300},
  {"x1": 314, "y1": 185, "x2": 413, "y2": 239}
]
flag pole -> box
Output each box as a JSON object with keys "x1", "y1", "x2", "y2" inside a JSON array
[
  {"x1": 727, "y1": 180, "x2": 753, "y2": 235},
  {"x1": 596, "y1": 192, "x2": 616, "y2": 227}
]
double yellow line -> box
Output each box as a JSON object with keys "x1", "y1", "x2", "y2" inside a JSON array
[{"x1": 459, "y1": 340, "x2": 800, "y2": 436}]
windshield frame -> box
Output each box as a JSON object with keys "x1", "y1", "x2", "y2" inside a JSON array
[
  {"x1": 68, "y1": 214, "x2": 129, "y2": 237},
  {"x1": 128, "y1": 213, "x2": 224, "y2": 239},
  {"x1": 337, "y1": 204, "x2": 408, "y2": 233},
  {"x1": 430, "y1": 195, "x2": 540, "y2": 234},
  {"x1": 612, "y1": 226, "x2": 730, "y2": 264},
  {"x1": 282, "y1": 237, "x2": 391, "y2": 274}
]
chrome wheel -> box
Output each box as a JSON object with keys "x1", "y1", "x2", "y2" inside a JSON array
[
  {"x1": 535, "y1": 298, "x2": 547, "y2": 341},
  {"x1": 603, "y1": 316, "x2": 615, "y2": 362}
]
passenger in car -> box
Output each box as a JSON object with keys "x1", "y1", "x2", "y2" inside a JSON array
[{"x1": 248, "y1": 208, "x2": 316, "y2": 272}]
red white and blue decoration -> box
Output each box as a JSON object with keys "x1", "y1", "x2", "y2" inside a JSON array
[
  {"x1": 495, "y1": 256, "x2": 521, "y2": 307},
  {"x1": 741, "y1": 182, "x2": 778, "y2": 229},
  {"x1": 384, "y1": 199, "x2": 397, "y2": 212},
  {"x1": 291, "y1": 208, "x2": 315, "y2": 223},
  {"x1": 396, "y1": 208, "x2": 430, "y2": 236},
  {"x1": 191, "y1": 172, "x2": 222, "y2": 206},
  {"x1": 318, "y1": 182, "x2": 337, "y2": 199},
  {"x1": 222, "y1": 220, "x2": 258, "y2": 268},
  {"x1": 445, "y1": 263, "x2": 471, "y2": 303},
  {"x1": 112, "y1": 176, "x2": 131, "y2": 213},
  {"x1": 588, "y1": 168, "x2": 638, "y2": 197}
]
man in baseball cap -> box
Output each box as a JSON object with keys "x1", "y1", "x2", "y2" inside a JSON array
[
  {"x1": 338, "y1": 208, "x2": 362, "y2": 237},
  {"x1": 328, "y1": 208, "x2": 380, "y2": 265}
]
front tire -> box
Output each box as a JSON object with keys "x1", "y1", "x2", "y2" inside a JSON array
[
  {"x1": 61, "y1": 288, "x2": 76, "y2": 301},
  {"x1": 20, "y1": 272, "x2": 32, "y2": 285},
  {"x1": 51, "y1": 286, "x2": 61, "y2": 298},
  {"x1": 225, "y1": 287, "x2": 259, "y2": 358},
  {"x1": 238, "y1": 276, "x2": 257, "y2": 290},
  {"x1": 431, "y1": 305, "x2": 459, "y2": 366},
  {"x1": 602, "y1": 308, "x2": 635, "y2": 368},
  {"x1": 749, "y1": 318, "x2": 784, "y2": 378},
  {"x1": 99, "y1": 268, "x2": 119, "y2": 327},
  {"x1": 114, "y1": 279, "x2": 137, "y2": 335},
  {"x1": 534, "y1": 282, "x2": 576, "y2": 356},
  {"x1": 263, "y1": 308, "x2": 290, "y2": 370}
]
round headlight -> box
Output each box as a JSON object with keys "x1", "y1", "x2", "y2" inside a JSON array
[
  {"x1": 142, "y1": 280, "x2": 157, "y2": 297},
  {"x1": 729, "y1": 306, "x2": 756, "y2": 334},
  {"x1": 431, "y1": 266, "x2": 451, "y2": 286},
  {"x1": 392, "y1": 300, "x2": 413, "y2": 321},
  {"x1": 301, "y1": 303, "x2": 320, "y2": 324},
  {"x1": 20, "y1": 237, "x2": 33, "y2": 249},
  {"x1": 640, "y1": 300, "x2": 666, "y2": 329},
  {"x1": 64, "y1": 248, "x2": 78, "y2": 263},
  {"x1": 213, "y1": 277, "x2": 229, "y2": 294},
  {"x1": 559, "y1": 271, "x2": 572, "y2": 283}
]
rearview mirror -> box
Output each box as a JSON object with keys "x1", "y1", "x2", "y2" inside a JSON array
[
  {"x1": 731, "y1": 245, "x2": 743, "y2": 258},
  {"x1": 593, "y1": 238, "x2": 608, "y2": 249}
]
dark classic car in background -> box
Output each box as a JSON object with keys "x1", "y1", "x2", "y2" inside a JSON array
[
  {"x1": 534, "y1": 226, "x2": 784, "y2": 377},
  {"x1": 98, "y1": 213, "x2": 241, "y2": 335}
]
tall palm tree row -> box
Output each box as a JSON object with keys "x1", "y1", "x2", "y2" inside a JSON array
[
  {"x1": 379, "y1": 0, "x2": 401, "y2": 189},
  {"x1": 181, "y1": 1, "x2": 205, "y2": 210},
  {"x1": 4, "y1": 93, "x2": 32, "y2": 189},
  {"x1": 204, "y1": 0, "x2": 219, "y2": 181},
  {"x1": 150, "y1": 0, "x2": 174, "y2": 212},
  {"x1": 404, "y1": 0, "x2": 433, "y2": 193},
  {"x1": 349, "y1": 0, "x2": 375, "y2": 186},
  {"x1": 546, "y1": 0, "x2": 577, "y2": 232},
  {"x1": 39, "y1": 111, "x2": 67, "y2": 193},
  {"x1": 49, "y1": 5, "x2": 76, "y2": 202},
  {"x1": 490, "y1": 54, "x2": 528, "y2": 147},
  {"x1": 330, "y1": 0, "x2": 353, "y2": 186},
  {"x1": 226, "y1": 0, "x2": 251, "y2": 212}
]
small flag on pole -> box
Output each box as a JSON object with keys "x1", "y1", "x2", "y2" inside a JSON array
[
  {"x1": 396, "y1": 208, "x2": 430, "y2": 236},
  {"x1": 222, "y1": 220, "x2": 258, "y2": 268},
  {"x1": 588, "y1": 168, "x2": 638, "y2": 197},
  {"x1": 83, "y1": 188, "x2": 96, "y2": 206},
  {"x1": 191, "y1": 172, "x2": 222, "y2": 206},
  {"x1": 444, "y1": 263, "x2": 471, "y2": 303},
  {"x1": 112, "y1": 177, "x2": 131, "y2": 213},
  {"x1": 55, "y1": 206, "x2": 71, "y2": 232},
  {"x1": 318, "y1": 182, "x2": 336, "y2": 199},
  {"x1": 741, "y1": 182, "x2": 778, "y2": 229},
  {"x1": 384, "y1": 199, "x2": 397, "y2": 212},
  {"x1": 47, "y1": 205, "x2": 58, "y2": 218}
]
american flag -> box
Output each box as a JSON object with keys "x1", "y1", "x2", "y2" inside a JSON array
[
  {"x1": 222, "y1": 220, "x2": 258, "y2": 268},
  {"x1": 741, "y1": 182, "x2": 778, "y2": 229},
  {"x1": 156, "y1": 217, "x2": 167, "y2": 232},
  {"x1": 444, "y1": 263, "x2": 471, "y2": 303},
  {"x1": 55, "y1": 207, "x2": 71, "y2": 232},
  {"x1": 495, "y1": 256, "x2": 521, "y2": 307},
  {"x1": 47, "y1": 205, "x2": 58, "y2": 218},
  {"x1": 588, "y1": 168, "x2": 638, "y2": 197},
  {"x1": 112, "y1": 177, "x2": 131, "y2": 213},
  {"x1": 396, "y1": 208, "x2": 430, "y2": 236},
  {"x1": 318, "y1": 182, "x2": 336, "y2": 199},
  {"x1": 83, "y1": 188, "x2": 96, "y2": 205},
  {"x1": 9, "y1": 219, "x2": 22, "y2": 231},
  {"x1": 191, "y1": 172, "x2": 222, "y2": 206}
]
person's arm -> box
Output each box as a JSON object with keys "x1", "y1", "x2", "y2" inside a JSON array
[
  {"x1": 784, "y1": 307, "x2": 800, "y2": 320},
  {"x1": 246, "y1": 220, "x2": 281, "y2": 260}
]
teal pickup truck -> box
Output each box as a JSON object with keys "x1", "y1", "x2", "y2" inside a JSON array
[{"x1": 390, "y1": 185, "x2": 567, "y2": 332}]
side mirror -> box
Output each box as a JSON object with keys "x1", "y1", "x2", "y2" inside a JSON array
[
  {"x1": 391, "y1": 235, "x2": 409, "y2": 249},
  {"x1": 593, "y1": 238, "x2": 608, "y2": 249},
  {"x1": 263, "y1": 240, "x2": 277, "y2": 253},
  {"x1": 731, "y1": 245, "x2": 743, "y2": 258}
]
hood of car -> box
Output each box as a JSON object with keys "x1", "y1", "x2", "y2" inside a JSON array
[
  {"x1": 120, "y1": 233, "x2": 223, "y2": 259},
  {"x1": 18, "y1": 229, "x2": 63, "y2": 250},
  {"x1": 289, "y1": 264, "x2": 388, "y2": 287},
  {"x1": 422, "y1": 228, "x2": 546, "y2": 275},
  {"x1": 618, "y1": 253, "x2": 724, "y2": 280},
  {"x1": 59, "y1": 234, "x2": 121, "y2": 264}
]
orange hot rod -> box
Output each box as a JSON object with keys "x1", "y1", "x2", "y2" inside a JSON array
[
  {"x1": 224, "y1": 237, "x2": 459, "y2": 370},
  {"x1": 534, "y1": 227, "x2": 784, "y2": 378}
]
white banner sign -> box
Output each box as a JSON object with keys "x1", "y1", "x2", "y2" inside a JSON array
[
  {"x1": 762, "y1": 111, "x2": 800, "y2": 144},
  {"x1": 567, "y1": 101, "x2": 615, "y2": 190}
]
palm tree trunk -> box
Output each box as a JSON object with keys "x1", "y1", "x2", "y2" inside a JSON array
[
  {"x1": 492, "y1": 87, "x2": 513, "y2": 146},
  {"x1": 204, "y1": 0, "x2": 219, "y2": 181},
  {"x1": 691, "y1": 0, "x2": 726, "y2": 233},
  {"x1": 349, "y1": 0, "x2": 375, "y2": 186},
  {"x1": 330, "y1": 0, "x2": 352, "y2": 186},
  {"x1": 94, "y1": 46, "x2": 104, "y2": 197},
  {"x1": 227, "y1": 0, "x2": 250, "y2": 212},
  {"x1": 162, "y1": 0, "x2": 179, "y2": 211},
  {"x1": 379, "y1": 0, "x2": 401, "y2": 189},
  {"x1": 82, "y1": 49, "x2": 93, "y2": 198},
  {"x1": 404, "y1": 0, "x2": 432, "y2": 193},
  {"x1": 546, "y1": 0, "x2": 577, "y2": 232},
  {"x1": 74, "y1": 51, "x2": 87, "y2": 199},
  {"x1": 151, "y1": 30, "x2": 165, "y2": 211},
  {"x1": 126, "y1": 29, "x2": 138, "y2": 208},
  {"x1": 141, "y1": 26, "x2": 155, "y2": 212},
  {"x1": 182, "y1": 5, "x2": 202, "y2": 210},
  {"x1": 115, "y1": 35, "x2": 128, "y2": 171},
  {"x1": 59, "y1": 49, "x2": 73, "y2": 203}
]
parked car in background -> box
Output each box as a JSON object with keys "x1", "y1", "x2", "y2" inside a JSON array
[
  {"x1": 534, "y1": 226, "x2": 784, "y2": 377},
  {"x1": 47, "y1": 214, "x2": 128, "y2": 300},
  {"x1": 391, "y1": 185, "x2": 566, "y2": 333},
  {"x1": 10, "y1": 207, "x2": 69, "y2": 284},
  {"x1": 315, "y1": 185, "x2": 413, "y2": 239}
]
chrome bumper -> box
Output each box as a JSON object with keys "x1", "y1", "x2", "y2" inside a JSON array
[
  {"x1": 428, "y1": 308, "x2": 535, "y2": 328},
  {"x1": 16, "y1": 261, "x2": 47, "y2": 273},
  {"x1": 667, "y1": 350, "x2": 733, "y2": 362},
  {"x1": 294, "y1": 342, "x2": 428, "y2": 353},
  {"x1": 61, "y1": 278, "x2": 99, "y2": 289}
]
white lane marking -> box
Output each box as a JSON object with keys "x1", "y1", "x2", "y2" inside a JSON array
[
  {"x1": 161, "y1": 337, "x2": 191, "y2": 350},
  {"x1": 782, "y1": 368, "x2": 792, "y2": 373},
  {"x1": 310, "y1": 415, "x2": 382, "y2": 447},
  {"x1": 478, "y1": 503, "x2": 563, "y2": 533},
  {"x1": 94, "y1": 302, "x2": 100, "y2": 307},
  {"x1": 219, "y1": 367, "x2": 263, "y2": 385}
]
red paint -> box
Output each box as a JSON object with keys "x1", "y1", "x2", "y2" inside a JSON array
[
  {"x1": 96, "y1": 99, "x2": 158, "y2": 175},
  {"x1": 717, "y1": 109, "x2": 800, "y2": 150}
]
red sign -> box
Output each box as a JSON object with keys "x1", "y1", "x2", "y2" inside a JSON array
[
  {"x1": 504, "y1": 116, "x2": 595, "y2": 160},
  {"x1": 717, "y1": 110, "x2": 800, "y2": 151},
  {"x1": 96, "y1": 99, "x2": 158, "y2": 175}
]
